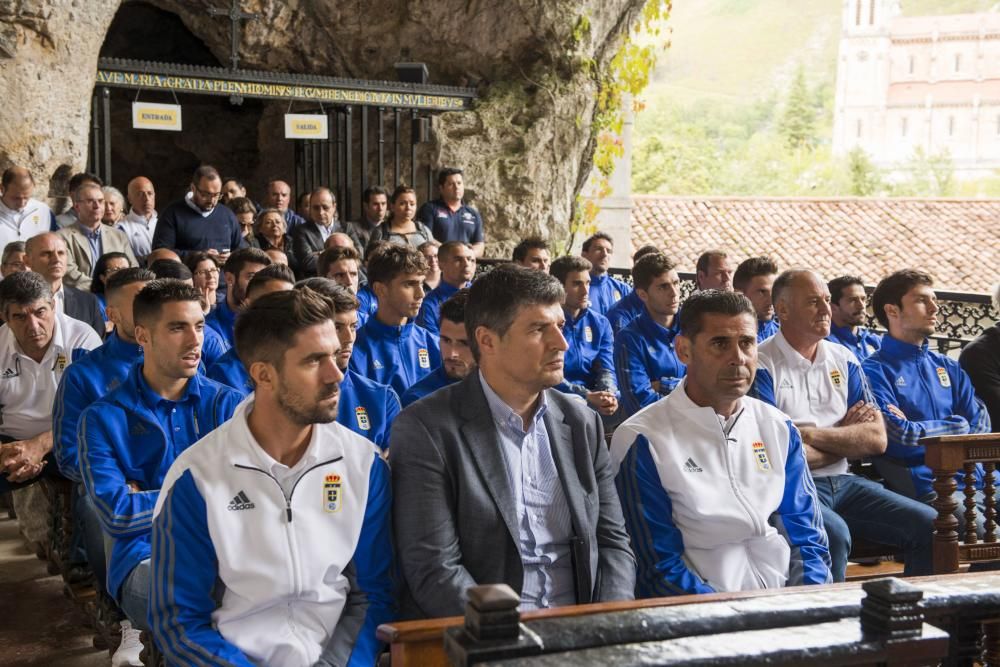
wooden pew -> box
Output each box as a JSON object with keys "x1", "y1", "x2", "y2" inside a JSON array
[{"x1": 378, "y1": 573, "x2": 1000, "y2": 666}]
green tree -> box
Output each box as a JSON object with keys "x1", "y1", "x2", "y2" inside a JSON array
[
  {"x1": 848, "y1": 148, "x2": 881, "y2": 196},
  {"x1": 779, "y1": 65, "x2": 816, "y2": 150},
  {"x1": 892, "y1": 147, "x2": 956, "y2": 197}
]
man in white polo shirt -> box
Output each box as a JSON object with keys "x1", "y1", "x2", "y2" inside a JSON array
[
  {"x1": 752, "y1": 269, "x2": 935, "y2": 581},
  {"x1": 0, "y1": 167, "x2": 52, "y2": 252}
]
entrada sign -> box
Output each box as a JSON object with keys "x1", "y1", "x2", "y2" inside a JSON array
[{"x1": 132, "y1": 102, "x2": 182, "y2": 131}]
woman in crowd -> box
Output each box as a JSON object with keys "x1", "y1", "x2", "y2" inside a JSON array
[
  {"x1": 91, "y1": 251, "x2": 132, "y2": 332},
  {"x1": 254, "y1": 207, "x2": 298, "y2": 275},
  {"x1": 185, "y1": 251, "x2": 220, "y2": 314},
  {"x1": 369, "y1": 185, "x2": 434, "y2": 249},
  {"x1": 419, "y1": 240, "x2": 441, "y2": 292},
  {"x1": 102, "y1": 186, "x2": 127, "y2": 226},
  {"x1": 228, "y1": 197, "x2": 261, "y2": 248}
]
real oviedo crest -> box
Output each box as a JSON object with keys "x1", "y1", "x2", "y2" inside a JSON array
[{"x1": 324, "y1": 474, "x2": 343, "y2": 513}]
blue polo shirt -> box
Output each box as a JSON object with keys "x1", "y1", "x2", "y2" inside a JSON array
[
  {"x1": 828, "y1": 324, "x2": 882, "y2": 363},
  {"x1": 416, "y1": 199, "x2": 484, "y2": 245},
  {"x1": 337, "y1": 370, "x2": 401, "y2": 448},
  {"x1": 605, "y1": 289, "x2": 645, "y2": 335},
  {"x1": 205, "y1": 299, "x2": 238, "y2": 351},
  {"x1": 615, "y1": 310, "x2": 686, "y2": 417},
  {"x1": 557, "y1": 308, "x2": 617, "y2": 399},
  {"x1": 349, "y1": 316, "x2": 441, "y2": 397},
  {"x1": 400, "y1": 366, "x2": 455, "y2": 408},
  {"x1": 415, "y1": 281, "x2": 467, "y2": 337},
  {"x1": 588, "y1": 272, "x2": 631, "y2": 317}
]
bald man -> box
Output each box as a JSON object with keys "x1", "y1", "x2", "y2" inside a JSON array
[
  {"x1": 0, "y1": 167, "x2": 53, "y2": 252},
  {"x1": 292, "y1": 187, "x2": 341, "y2": 277},
  {"x1": 265, "y1": 179, "x2": 305, "y2": 234},
  {"x1": 24, "y1": 233, "x2": 105, "y2": 337},
  {"x1": 117, "y1": 176, "x2": 158, "y2": 265}
]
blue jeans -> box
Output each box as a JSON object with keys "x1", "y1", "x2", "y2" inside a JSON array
[
  {"x1": 813, "y1": 474, "x2": 936, "y2": 581},
  {"x1": 119, "y1": 559, "x2": 151, "y2": 631}
]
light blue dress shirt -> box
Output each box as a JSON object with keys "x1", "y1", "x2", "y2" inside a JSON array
[
  {"x1": 82, "y1": 225, "x2": 103, "y2": 276},
  {"x1": 479, "y1": 371, "x2": 575, "y2": 610}
]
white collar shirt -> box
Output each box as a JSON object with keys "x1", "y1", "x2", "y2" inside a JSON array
[
  {"x1": 0, "y1": 197, "x2": 51, "y2": 251},
  {"x1": 117, "y1": 209, "x2": 158, "y2": 260}
]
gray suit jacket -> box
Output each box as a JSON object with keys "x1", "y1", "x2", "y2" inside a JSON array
[
  {"x1": 59, "y1": 223, "x2": 138, "y2": 290},
  {"x1": 389, "y1": 372, "x2": 635, "y2": 619}
]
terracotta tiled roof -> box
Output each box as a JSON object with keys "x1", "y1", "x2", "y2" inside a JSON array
[{"x1": 630, "y1": 196, "x2": 1000, "y2": 294}]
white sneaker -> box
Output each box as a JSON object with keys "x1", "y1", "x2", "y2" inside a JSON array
[{"x1": 111, "y1": 620, "x2": 144, "y2": 667}]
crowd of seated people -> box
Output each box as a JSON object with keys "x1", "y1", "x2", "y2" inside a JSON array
[{"x1": 0, "y1": 162, "x2": 997, "y2": 667}]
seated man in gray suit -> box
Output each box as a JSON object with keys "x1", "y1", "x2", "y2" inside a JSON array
[{"x1": 390, "y1": 264, "x2": 636, "y2": 618}]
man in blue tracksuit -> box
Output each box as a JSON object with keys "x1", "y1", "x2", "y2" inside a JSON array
[
  {"x1": 350, "y1": 244, "x2": 440, "y2": 397},
  {"x1": 606, "y1": 245, "x2": 666, "y2": 335},
  {"x1": 734, "y1": 256, "x2": 780, "y2": 343},
  {"x1": 549, "y1": 256, "x2": 618, "y2": 416},
  {"x1": 615, "y1": 254, "x2": 687, "y2": 418},
  {"x1": 206, "y1": 247, "x2": 271, "y2": 349},
  {"x1": 581, "y1": 232, "x2": 631, "y2": 316},
  {"x1": 415, "y1": 241, "x2": 473, "y2": 336},
  {"x1": 78, "y1": 280, "x2": 241, "y2": 664},
  {"x1": 207, "y1": 264, "x2": 296, "y2": 396},
  {"x1": 827, "y1": 275, "x2": 882, "y2": 362},
  {"x1": 150, "y1": 288, "x2": 393, "y2": 667},
  {"x1": 401, "y1": 289, "x2": 474, "y2": 407},
  {"x1": 862, "y1": 269, "x2": 990, "y2": 535},
  {"x1": 299, "y1": 278, "x2": 402, "y2": 448}
]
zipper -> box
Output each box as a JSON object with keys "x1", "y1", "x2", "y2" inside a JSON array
[
  {"x1": 234, "y1": 456, "x2": 343, "y2": 522},
  {"x1": 717, "y1": 409, "x2": 764, "y2": 536}
]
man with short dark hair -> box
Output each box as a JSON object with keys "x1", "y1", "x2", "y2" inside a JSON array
[
  {"x1": 318, "y1": 245, "x2": 362, "y2": 293},
  {"x1": 960, "y1": 282, "x2": 1000, "y2": 427},
  {"x1": 220, "y1": 176, "x2": 248, "y2": 205},
  {"x1": 206, "y1": 247, "x2": 272, "y2": 349},
  {"x1": 350, "y1": 244, "x2": 440, "y2": 396},
  {"x1": 80, "y1": 279, "x2": 242, "y2": 659},
  {"x1": 391, "y1": 264, "x2": 635, "y2": 617},
  {"x1": 293, "y1": 187, "x2": 340, "y2": 277},
  {"x1": 0, "y1": 167, "x2": 53, "y2": 250},
  {"x1": 606, "y1": 245, "x2": 663, "y2": 334},
  {"x1": 512, "y1": 237, "x2": 550, "y2": 273},
  {"x1": 416, "y1": 241, "x2": 474, "y2": 336},
  {"x1": 55, "y1": 172, "x2": 102, "y2": 229},
  {"x1": 117, "y1": 176, "x2": 158, "y2": 265},
  {"x1": 1, "y1": 241, "x2": 27, "y2": 277},
  {"x1": 151, "y1": 288, "x2": 394, "y2": 666},
  {"x1": 297, "y1": 278, "x2": 402, "y2": 448},
  {"x1": 611, "y1": 289, "x2": 831, "y2": 597},
  {"x1": 827, "y1": 275, "x2": 882, "y2": 362},
  {"x1": 615, "y1": 253, "x2": 686, "y2": 418},
  {"x1": 416, "y1": 167, "x2": 484, "y2": 256},
  {"x1": 265, "y1": 179, "x2": 305, "y2": 234},
  {"x1": 58, "y1": 182, "x2": 137, "y2": 290},
  {"x1": 862, "y1": 269, "x2": 990, "y2": 534},
  {"x1": 151, "y1": 165, "x2": 245, "y2": 262},
  {"x1": 733, "y1": 256, "x2": 779, "y2": 342},
  {"x1": 550, "y1": 256, "x2": 618, "y2": 416},
  {"x1": 345, "y1": 186, "x2": 388, "y2": 257},
  {"x1": 581, "y1": 232, "x2": 631, "y2": 317},
  {"x1": 695, "y1": 249, "x2": 734, "y2": 291},
  {"x1": 753, "y1": 270, "x2": 934, "y2": 581},
  {"x1": 24, "y1": 232, "x2": 105, "y2": 337},
  {"x1": 401, "y1": 289, "x2": 474, "y2": 407}
]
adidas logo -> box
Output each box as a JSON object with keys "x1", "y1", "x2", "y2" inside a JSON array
[
  {"x1": 895, "y1": 376, "x2": 907, "y2": 387},
  {"x1": 227, "y1": 490, "x2": 255, "y2": 511},
  {"x1": 0, "y1": 367, "x2": 18, "y2": 379},
  {"x1": 373, "y1": 360, "x2": 384, "y2": 370},
  {"x1": 683, "y1": 457, "x2": 703, "y2": 473},
  {"x1": 129, "y1": 421, "x2": 149, "y2": 436},
  {"x1": 778, "y1": 377, "x2": 793, "y2": 389}
]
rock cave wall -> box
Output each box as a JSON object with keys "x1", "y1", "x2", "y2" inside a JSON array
[{"x1": 0, "y1": 0, "x2": 645, "y2": 253}]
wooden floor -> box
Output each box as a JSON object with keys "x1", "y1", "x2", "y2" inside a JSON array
[{"x1": 0, "y1": 515, "x2": 106, "y2": 667}]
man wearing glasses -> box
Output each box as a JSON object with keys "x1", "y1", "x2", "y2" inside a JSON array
[{"x1": 151, "y1": 165, "x2": 245, "y2": 264}]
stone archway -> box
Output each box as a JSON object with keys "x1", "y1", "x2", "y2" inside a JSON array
[{"x1": 0, "y1": 0, "x2": 646, "y2": 252}]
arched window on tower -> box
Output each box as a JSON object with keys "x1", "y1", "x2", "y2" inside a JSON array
[
  {"x1": 869, "y1": 0, "x2": 876, "y2": 25},
  {"x1": 856, "y1": 0, "x2": 863, "y2": 26},
  {"x1": 954, "y1": 53, "x2": 962, "y2": 73},
  {"x1": 901, "y1": 117, "x2": 908, "y2": 138},
  {"x1": 856, "y1": 119, "x2": 863, "y2": 139},
  {"x1": 909, "y1": 55, "x2": 915, "y2": 75},
  {"x1": 948, "y1": 116, "x2": 956, "y2": 137}
]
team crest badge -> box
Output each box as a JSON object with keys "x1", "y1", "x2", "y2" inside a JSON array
[
  {"x1": 752, "y1": 441, "x2": 772, "y2": 472},
  {"x1": 829, "y1": 369, "x2": 843, "y2": 387},
  {"x1": 936, "y1": 367, "x2": 951, "y2": 388},
  {"x1": 54, "y1": 354, "x2": 67, "y2": 372},
  {"x1": 324, "y1": 474, "x2": 342, "y2": 513},
  {"x1": 613, "y1": 289, "x2": 621, "y2": 301},
  {"x1": 418, "y1": 348, "x2": 430, "y2": 369},
  {"x1": 584, "y1": 326, "x2": 593, "y2": 343},
  {"x1": 355, "y1": 407, "x2": 371, "y2": 431}
]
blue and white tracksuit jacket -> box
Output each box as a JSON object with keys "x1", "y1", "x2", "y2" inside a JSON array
[
  {"x1": 150, "y1": 398, "x2": 394, "y2": 667},
  {"x1": 337, "y1": 370, "x2": 401, "y2": 449},
  {"x1": 757, "y1": 319, "x2": 779, "y2": 343},
  {"x1": 606, "y1": 289, "x2": 645, "y2": 335},
  {"x1": 557, "y1": 307, "x2": 618, "y2": 400},
  {"x1": 862, "y1": 335, "x2": 990, "y2": 500},
  {"x1": 399, "y1": 366, "x2": 454, "y2": 408},
  {"x1": 415, "y1": 281, "x2": 467, "y2": 337},
  {"x1": 78, "y1": 366, "x2": 241, "y2": 602},
  {"x1": 53, "y1": 332, "x2": 142, "y2": 481},
  {"x1": 349, "y1": 316, "x2": 441, "y2": 397},
  {"x1": 207, "y1": 346, "x2": 254, "y2": 398},
  {"x1": 588, "y1": 272, "x2": 631, "y2": 317},
  {"x1": 355, "y1": 285, "x2": 378, "y2": 329},
  {"x1": 827, "y1": 324, "x2": 883, "y2": 363},
  {"x1": 205, "y1": 299, "x2": 238, "y2": 351},
  {"x1": 614, "y1": 310, "x2": 686, "y2": 418},
  {"x1": 610, "y1": 380, "x2": 831, "y2": 597}
]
